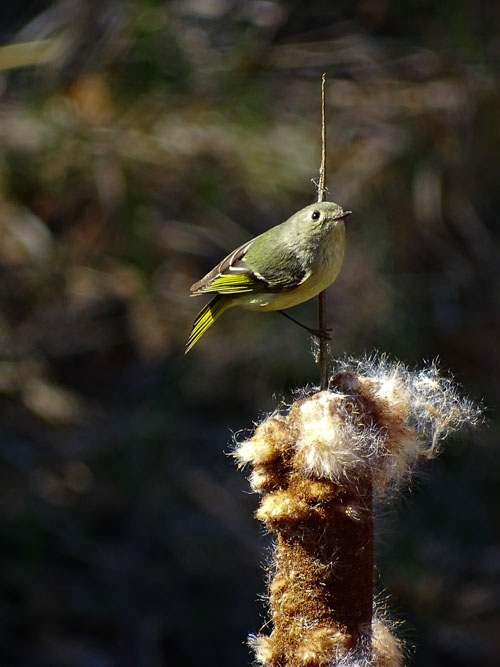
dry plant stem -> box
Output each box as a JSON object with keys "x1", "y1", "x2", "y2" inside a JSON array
[
  {"x1": 318, "y1": 73, "x2": 329, "y2": 391},
  {"x1": 318, "y1": 291, "x2": 328, "y2": 390},
  {"x1": 317, "y1": 74, "x2": 327, "y2": 201}
]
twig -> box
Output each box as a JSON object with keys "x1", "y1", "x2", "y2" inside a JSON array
[
  {"x1": 317, "y1": 74, "x2": 327, "y2": 202},
  {"x1": 317, "y1": 74, "x2": 328, "y2": 390}
]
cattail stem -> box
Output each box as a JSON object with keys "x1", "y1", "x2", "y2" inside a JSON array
[
  {"x1": 317, "y1": 73, "x2": 327, "y2": 201},
  {"x1": 318, "y1": 73, "x2": 329, "y2": 391},
  {"x1": 318, "y1": 291, "x2": 328, "y2": 391}
]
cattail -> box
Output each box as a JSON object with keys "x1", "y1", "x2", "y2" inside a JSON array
[{"x1": 233, "y1": 357, "x2": 481, "y2": 667}]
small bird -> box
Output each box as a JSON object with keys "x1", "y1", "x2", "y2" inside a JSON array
[{"x1": 186, "y1": 201, "x2": 351, "y2": 353}]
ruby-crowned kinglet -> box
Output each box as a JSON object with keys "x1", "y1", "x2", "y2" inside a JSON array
[{"x1": 185, "y1": 201, "x2": 351, "y2": 353}]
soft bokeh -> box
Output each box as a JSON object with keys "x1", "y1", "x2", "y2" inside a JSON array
[{"x1": 0, "y1": 1, "x2": 498, "y2": 665}]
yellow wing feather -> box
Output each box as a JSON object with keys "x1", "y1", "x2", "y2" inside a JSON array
[
  {"x1": 208, "y1": 273, "x2": 260, "y2": 293},
  {"x1": 185, "y1": 295, "x2": 230, "y2": 354}
]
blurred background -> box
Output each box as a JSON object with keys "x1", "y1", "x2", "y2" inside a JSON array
[{"x1": 0, "y1": 1, "x2": 499, "y2": 665}]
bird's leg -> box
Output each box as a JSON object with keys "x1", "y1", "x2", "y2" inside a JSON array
[{"x1": 278, "y1": 310, "x2": 331, "y2": 340}]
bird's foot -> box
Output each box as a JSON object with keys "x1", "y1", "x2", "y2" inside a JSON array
[
  {"x1": 278, "y1": 310, "x2": 332, "y2": 340},
  {"x1": 306, "y1": 327, "x2": 332, "y2": 341}
]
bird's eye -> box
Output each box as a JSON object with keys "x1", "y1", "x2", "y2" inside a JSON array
[{"x1": 311, "y1": 210, "x2": 321, "y2": 220}]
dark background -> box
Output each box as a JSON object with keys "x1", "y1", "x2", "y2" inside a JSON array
[{"x1": 0, "y1": 1, "x2": 498, "y2": 665}]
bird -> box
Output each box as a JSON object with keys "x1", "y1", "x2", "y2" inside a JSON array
[{"x1": 185, "y1": 201, "x2": 351, "y2": 353}]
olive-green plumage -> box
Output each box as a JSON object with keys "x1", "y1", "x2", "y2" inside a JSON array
[{"x1": 186, "y1": 201, "x2": 350, "y2": 353}]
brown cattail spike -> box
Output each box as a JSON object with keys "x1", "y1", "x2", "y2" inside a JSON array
[{"x1": 234, "y1": 358, "x2": 481, "y2": 666}]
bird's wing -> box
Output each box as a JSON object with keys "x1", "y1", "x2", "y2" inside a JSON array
[
  {"x1": 190, "y1": 240, "x2": 265, "y2": 295},
  {"x1": 190, "y1": 237, "x2": 305, "y2": 296}
]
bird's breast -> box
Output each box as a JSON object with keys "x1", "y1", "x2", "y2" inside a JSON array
[{"x1": 240, "y1": 225, "x2": 345, "y2": 312}]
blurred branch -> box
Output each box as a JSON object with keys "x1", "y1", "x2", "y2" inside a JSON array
[{"x1": 0, "y1": 39, "x2": 63, "y2": 70}]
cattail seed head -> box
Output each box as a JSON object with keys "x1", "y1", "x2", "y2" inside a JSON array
[{"x1": 233, "y1": 357, "x2": 481, "y2": 666}]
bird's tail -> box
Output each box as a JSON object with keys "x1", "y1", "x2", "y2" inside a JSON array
[{"x1": 185, "y1": 295, "x2": 230, "y2": 354}]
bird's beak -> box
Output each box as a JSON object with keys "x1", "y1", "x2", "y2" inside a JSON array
[{"x1": 331, "y1": 210, "x2": 352, "y2": 221}]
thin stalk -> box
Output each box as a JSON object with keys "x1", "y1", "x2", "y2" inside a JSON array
[{"x1": 317, "y1": 73, "x2": 328, "y2": 390}]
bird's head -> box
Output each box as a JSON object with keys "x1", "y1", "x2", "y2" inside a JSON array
[{"x1": 303, "y1": 201, "x2": 352, "y2": 232}]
